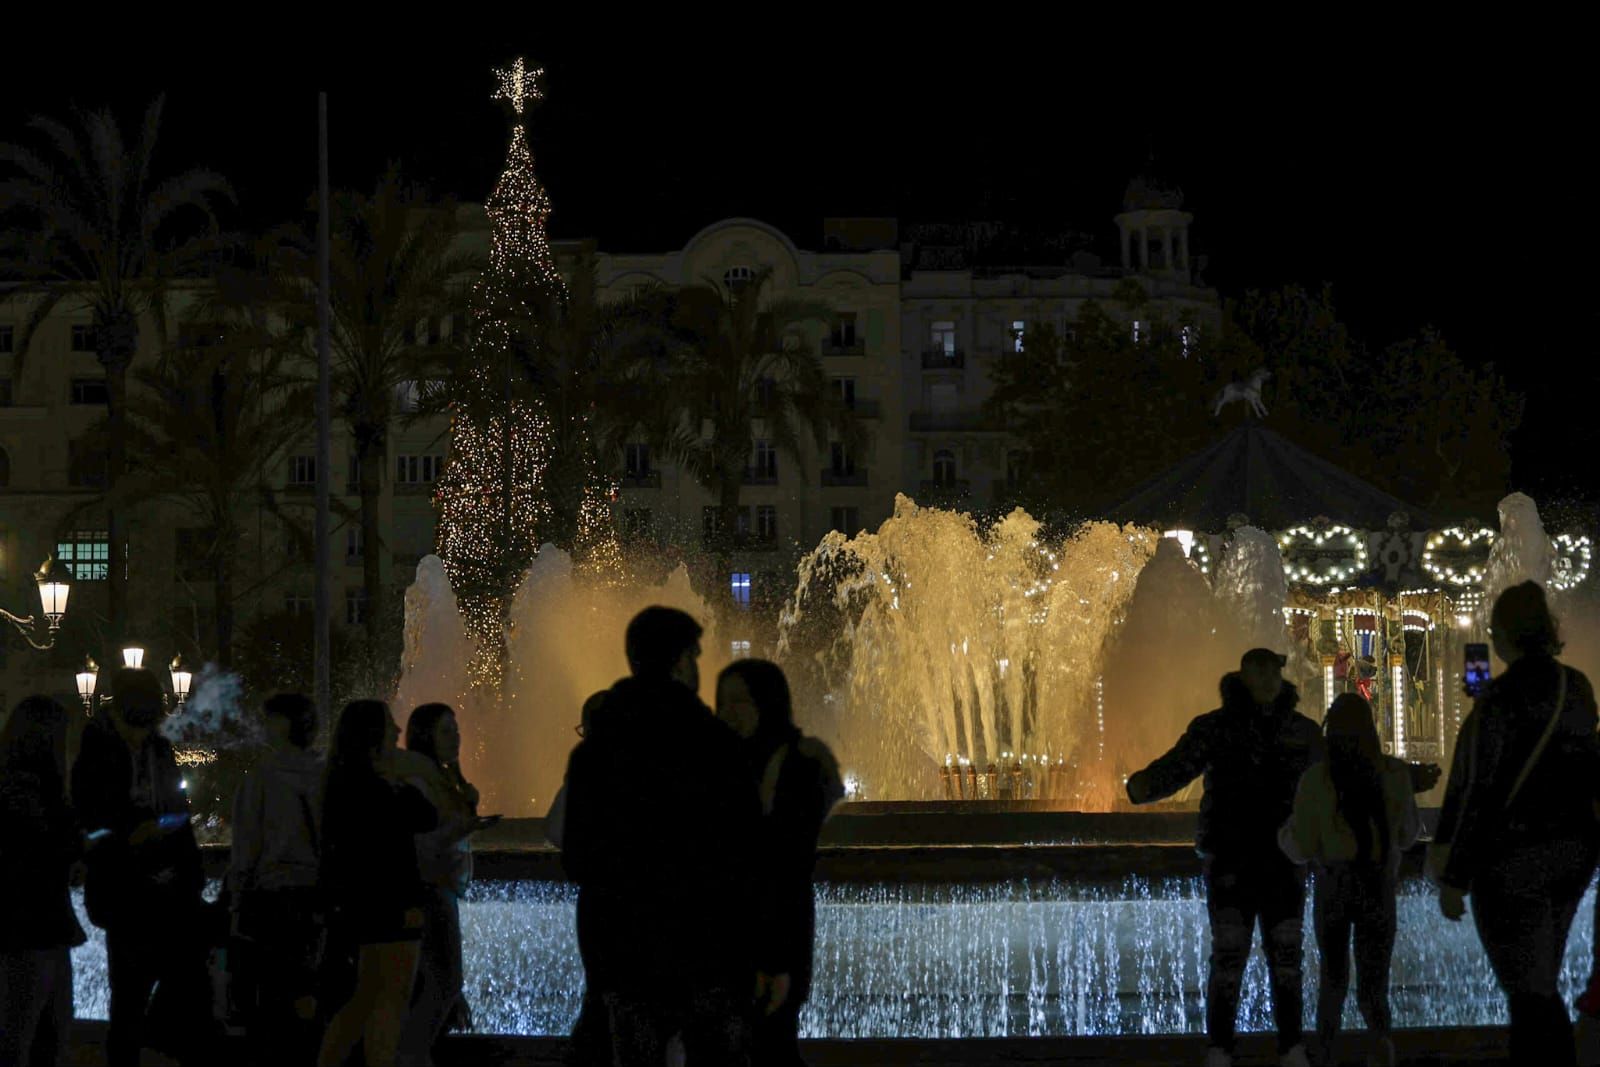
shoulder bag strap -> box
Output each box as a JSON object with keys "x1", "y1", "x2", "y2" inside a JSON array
[{"x1": 1505, "y1": 666, "x2": 1568, "y2": 810}]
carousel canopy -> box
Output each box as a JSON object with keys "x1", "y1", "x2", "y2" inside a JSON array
[{"x1": 1101, "y1": 424, "x2": 1438, "y2": 532}]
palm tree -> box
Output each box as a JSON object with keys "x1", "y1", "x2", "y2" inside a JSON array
[
  {"x1": 268, "y1": 170, "x2": 479, "y2": 646},
  {"x1": 655, "y1": 267, "x2": 863, "y2": 603},
  {"x1": 0, "y1": 96, "x2": 233, "y2": 645},
  {"x1": 123, "y1": 294, "x2": 312, "y2": 667}
]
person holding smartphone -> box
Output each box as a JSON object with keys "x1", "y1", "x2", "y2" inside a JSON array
[
  {"x1": 71, "y1": 668, "x2": 213, "y2": 1067},
  {"x1": 396, "y1": 703, "x2": 493, "y2": 1067},
  {"x1": 1434, "y1": 581, "x2": 1600, "y2": 1066}
]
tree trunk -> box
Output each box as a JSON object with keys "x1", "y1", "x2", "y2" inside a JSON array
[
  {"x1": 98, "y1": 312, "x2": 138, "y2": 652},
  {"x1": 357, "y1": 426, "x2": 386, "y2": 648},
  {"x1": 213, "y1": 524, "x2": 235, "y2": 670}
]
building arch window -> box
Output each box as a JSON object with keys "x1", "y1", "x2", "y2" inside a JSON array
[
  {"x1": 723, "y1": 265, "x2": 754, "y2": 294},
  {"x1": 933, "y1": 449, "x2": 957, "y2": 486}
]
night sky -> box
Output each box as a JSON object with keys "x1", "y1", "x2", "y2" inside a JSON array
[{"x1": 4, "y1": 32, "x2": 1589, "y2": 503}]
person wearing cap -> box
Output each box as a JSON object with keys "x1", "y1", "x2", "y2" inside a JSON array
[{"x1": 1126, "y1": 648, "x2": 1324, "y2": 1067}]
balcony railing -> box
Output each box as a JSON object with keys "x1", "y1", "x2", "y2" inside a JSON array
[
  {"x1": 742, "y1": 466, "x2": 779, "y2": 486},
  {"x1": 620, "y1": 469, "x2": 662, "y2": 489},
  {"x1": 822, "y1": 339, "x2": 865, "y2": 356},
  {"x1": 821, "y1": 469, "x2": 868, "y2": 488},
  {"x1": 909, "y1": 408, "x2": 999, "y2": 432},
  {"x1": 921, "y1": 348, "x2": 965, "y2": 370},
  {"x1": 919, "y1": 479, "x2": 972, "y2": 504}
]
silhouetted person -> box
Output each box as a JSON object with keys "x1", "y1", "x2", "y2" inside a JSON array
[
  {"x1": 72, "y1": 667, "x2": 213, "y2": 1067},
  {"x1": 561, "y1": 606, "x2": 763, "y2": 1066},
  {"x1": 1126, "y1": 648, "x2": 1323, "y2": 1067},
  {"x1": 398, "y1": 702, "x2": 489, "y2": 1067},
  {"x1": 1280, "y1": 694, "x2": 1419, "y2": 1067},
  {"x1": 549, "y1": 690, "x2": 611, "y2": 1067},
  {"x1": 0, "y1": 696, "x2": 85, "y2": 1067},
  {"x1": 317, "y1": 700, "x2": 438, "y2": 1067},
  {"x1": 1434, "y1": 581, "x2": 1600, "y2": 1067},
  {"x1": 228, "y1": 692, "x2": 324, "y2": 1064},
  {"x1": 716, "y1": 659, "x2": 844, "y2": 1067}
]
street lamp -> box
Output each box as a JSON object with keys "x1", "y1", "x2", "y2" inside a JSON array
[
  {"x1": 169, "y1": 655, "x2": 192, "y2": 707},
  {"x1": 75, "y1": 657, "x2": 99, "y2": 714},
  {"x1": 122, "y1": 646, "x2": 145, "y2": 670},
  {"x1": 0, "y1": 557, "x2": 73, "y2": 650}
]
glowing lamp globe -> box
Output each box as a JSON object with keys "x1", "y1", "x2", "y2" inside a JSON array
[
  {"x1": 34, "y1": 557, "x2": 71, "y2": 630},
  {"x1": 170, "y1": 656, "x2": 192, "y2": 706},
  {"x1": 122, "y1": 646, "x2": 145, "y2": 670},
  {"x1": 1162, "y1": 529, "x2": 1196, "y2": 558},
  {"x1": 75, "y1": 657, "x2": 98, "y2": 711}
]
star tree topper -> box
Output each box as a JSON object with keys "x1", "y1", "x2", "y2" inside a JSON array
[{"x1": 492, "y1": 57, "x2": 544, "y2": 115}]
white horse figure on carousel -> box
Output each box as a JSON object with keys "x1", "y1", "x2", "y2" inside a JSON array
[{"x1": 1214, "y1": 367, "x2": 1271, "y2": 418}]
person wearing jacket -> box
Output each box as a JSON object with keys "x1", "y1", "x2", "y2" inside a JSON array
[
  {"x1": 397, "y1": 702, "x2": 486, "y2": 1067},
  {"x1": 549, "y1": 690, "x2": 611, "y2": 1067},
  {"x1": 1434, "y1": 581, "x2": 1600, "y2": 1067},
  {"x1": 317, "y1": 700, "x2": 438, "y2": 1067},
  {"x1": 71, "y1": 667, "x2": 213, "y2": 1067},
  {"x1": 715, "y1": 659, "x2": 844, "y2": 1067},
  {"x1": 561, "y1": 606, "x2": 763, "y2": 1066},
  {"x1": 1280, "y1": 694, "x2": 1420, "y2": 1067},
  {"x1": 1126, "y1": 648, "x2": 1324, "y2": 1067},
  {"x1": 228, "y1": 692, "x2": 323, "y2": 1063},
  {"x1": 0, "y1": 696, "x2": 85, "y2": 1067}
]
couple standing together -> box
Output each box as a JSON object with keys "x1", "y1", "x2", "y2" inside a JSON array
[
  {"x1": 555, "y1": 606, "x2": 844, "y2": 1067},
  {"x1": 1130, "y1": 580, "x2": 1600, "y2": 1067}
]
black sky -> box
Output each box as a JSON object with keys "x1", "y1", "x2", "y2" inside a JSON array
[{"x1": 3, "y1": 30, "x2": 1591, "y2": 503}]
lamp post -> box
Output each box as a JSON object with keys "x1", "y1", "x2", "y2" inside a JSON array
[
  {"x1": 75, "y1": 657, "x2": 99, "y2": 714},
  {"x1": 121, "y1": 646, "x2": 145, "y2": 669},
  {"x1": 169, "y1": 656, "x2": 192, "y2": 708},
  {"x1": 1, "y1": 557, "x2": 73, "y2": 650},
  {"x1": 76, "y1": 648, "x2": 194, "y2": 714}
]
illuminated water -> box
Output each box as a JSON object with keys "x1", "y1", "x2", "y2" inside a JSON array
[{"x1": 71, "y1": 877, "x2": 1592, "y2": 1037}]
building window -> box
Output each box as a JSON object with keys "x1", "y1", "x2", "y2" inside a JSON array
[
  {"x1": 174, "y1": 528, "x2": 215, "y2": 582},
  {"x1": 730, "y1": 639, "x2": 752, "y2": 660},
  {"x1": 624, "y1": 443, "x2": 651, "y2": 477},
  {"x1": 752, "y1": 440, "x2": 778, "y2": 480},
  {"x1": 930, "y1": 321, "x2": 956, "y2": 355},
  {"x1": 830, "y1": 443, "x2": 856, "y2": 476},
  {"x1": 345, "y1": 453, "x2": 361, "y2": 493},
  {"x1": 289, "y1": 455, "x2": 316, "y2": 486},
  {"x1": 623, "y1": 508, "x2": 652, "y2": 540},
  {"x1": 70, "y1": 378, "x2": 109, "y2": 405},
  {"x1": 1011, "y1": 320, "x2": 1026, "y2": 353},
  {"x1": 1006, "y1": 449, "x2": 1027, "y2": 487},
  {"x1": 346, "y1": 525, "x2": 363, "y2": 562},
  {"x1": 0, "y1": 446, "x2": 10, "y2": 488},
  {"x1": 0, "y1": 377, "x2": 12, "y2": 406},
  {"x1": 702, "y1": 506, "x2": 720, "y2": 540},
  {"x1": 405, "y1": 316, "x2": 450, "y2": 347},
  {"x1": 933, "y1": 449, "x2": 957, "y2": 486},
  {"x1": 345, "y1": 589, "x2": 367, "y2": 626},
  {"x1": 757, "y1": 504, "x2": 778, "y2": 542},
  {"x1": 57, "y1": 530, "x2": 109, "y2": 581},
  {"x1": 396, "y1": 454, "x2": 445, "y2": 485},
  {"x1": 0, "y1": 325, "x2": 13, "y2": 352},
  {"x1": 730, "y1": 572, "x2": 752, "y2": 609},
  {"x1": 70, "y1": 325, "x2": 95, "y2": 352},
  {"x1": 284, "y1": 592, "x2": 313, "y2": 616},
  {"x1": 67, "y1": 439, "x2": 107, "y2": 487},
  {"x1": 830, "y1": 506, "x2": 859, "y2": 535},
  {"x1": 722, "y1": 266, "x2": 754, "y2": 294},
  {"x1": 830, "y1": 314, "x2": 857, "y2": 348},
  {"x1": 832, "y1": 377, "x2": 856, "y2": 409},
  {"x1": 396, "y1": 380, "x2": 421, "y2": 413}
]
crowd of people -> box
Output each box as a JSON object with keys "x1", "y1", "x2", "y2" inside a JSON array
[
  {"x1": 1129, "y1": 580, "x2": 1600, "y2": 1067},
  {"x1": 4, "y1": 583, "x2": 1600, "y2": 1066}
]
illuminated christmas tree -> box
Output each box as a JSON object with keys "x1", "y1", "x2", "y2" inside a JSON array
[{"x1": 434, "y1": 57, "x2": 561, "y2": 692}]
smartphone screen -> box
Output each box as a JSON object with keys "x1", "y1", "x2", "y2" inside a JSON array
[{"x1": 1464, "y1": 642, "x2": 1492, "y2": 697}]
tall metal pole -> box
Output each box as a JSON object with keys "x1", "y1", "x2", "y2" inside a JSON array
[{"x1": 314, "y1": 92, "x2": 333, "y2": 721}]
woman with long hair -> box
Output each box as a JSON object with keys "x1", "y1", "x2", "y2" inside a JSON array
[
  {"x1": 317, "y1": 701, "x2": 437, "y2": 1067},
  {"x1": 0, "y1": 696, "x2": 85, "y2": 1067},
  {"x1": 397, "y1": 703, "x2": 490, "y2": 1067},
  {"x1": 1434, "y1": 581, "x2": 1600, "y2": 1066},
  {"x1": 1281, "y1": 694, "x2": 1419, "y2": 1066},
  {"x1": 716, "y1": 659, "x2": 843, "y2": 1067}
]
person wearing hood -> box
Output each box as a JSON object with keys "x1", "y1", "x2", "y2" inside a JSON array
[
  {"x1": 228, "y1": 692, "x2": 324, "y2": 1063},
  {"x1": 561, "y1": 606, "x2": 763, "y2": 1066},
  {"x1": 397, "y1": 702, "x2": 492, "y2": 1067},
  {"x1": 71, "y1": 667, "x2": 213, "y2": 1067},
  {"x1": 0, "y1": 696, "x2": 86, "y2": 1067},
  {"x1": 1126, "y1": 648, "x2": 1324, "y2": 1067},
  {"x1": 715, "y1": 659, "x2": 844, "y2": 1067}
]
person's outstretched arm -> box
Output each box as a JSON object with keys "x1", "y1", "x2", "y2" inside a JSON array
[{"x1": 1126, "y1": 717, "x2": 1212, "y2": 804}]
